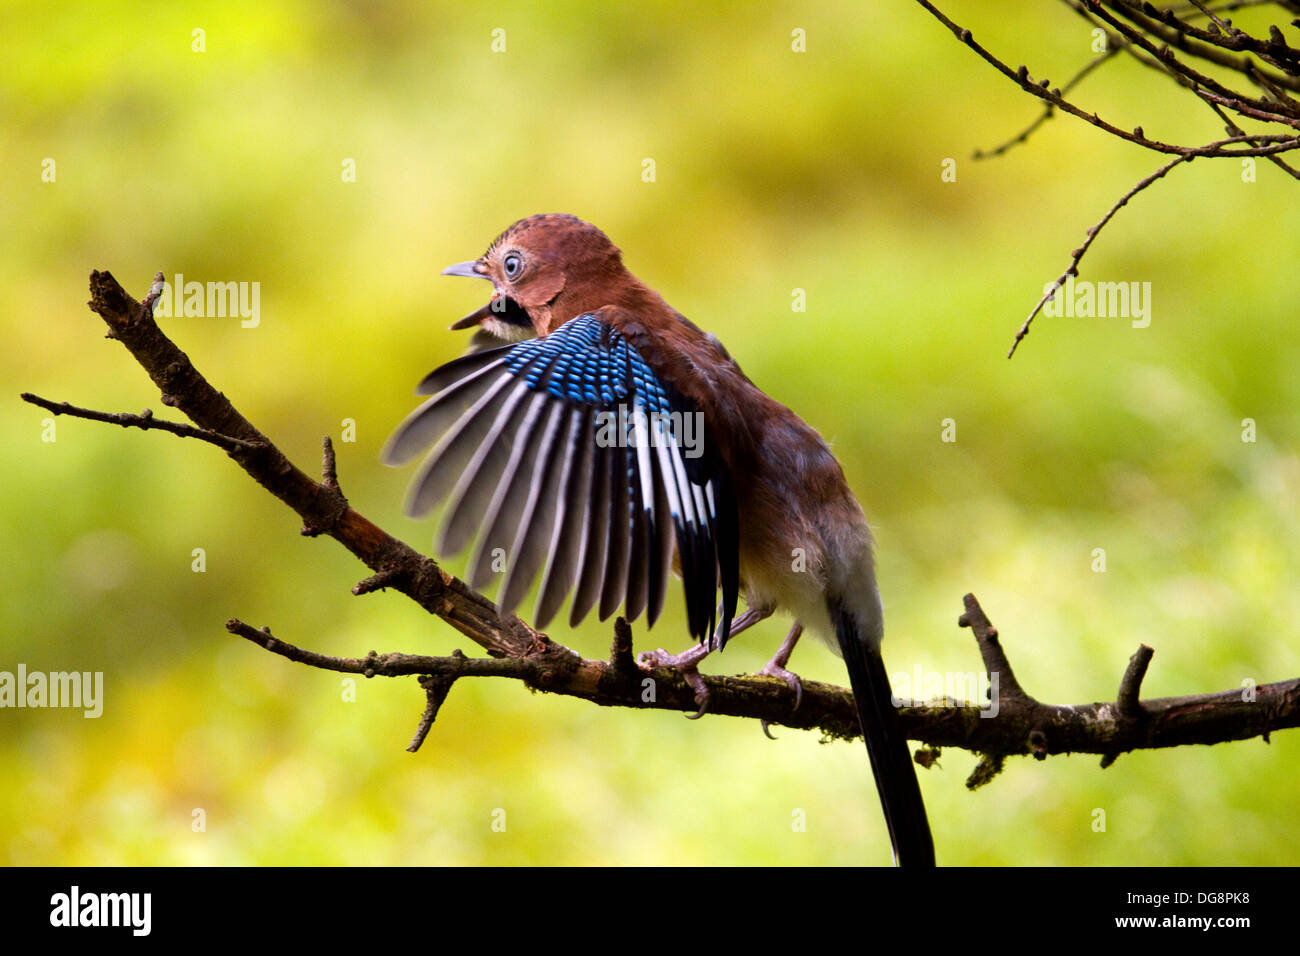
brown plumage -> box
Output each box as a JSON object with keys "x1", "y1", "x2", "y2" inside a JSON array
[{"x1": 385, "y1": 214, "x2": 934, "y2": 866}]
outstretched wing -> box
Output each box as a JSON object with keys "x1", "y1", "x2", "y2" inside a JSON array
[{"x1": 383, "y1": 311, "x2": 739, "y2": 643}]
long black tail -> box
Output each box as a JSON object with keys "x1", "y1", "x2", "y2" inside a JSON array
[{"x1": 830, "y1": 600, "x2": 935, "y2": 867}]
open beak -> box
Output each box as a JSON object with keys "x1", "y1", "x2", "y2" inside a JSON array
[
  {"x1": 442, "y1": 259, "x2": 498, "y2": 329},
  {"x1": 442, "y1": 257, "x2": 535, "y2": 340}
]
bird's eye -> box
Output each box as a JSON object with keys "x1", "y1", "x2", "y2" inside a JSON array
[{"x1": 502, "y1": 252, "x2": 524, "y2": 280}]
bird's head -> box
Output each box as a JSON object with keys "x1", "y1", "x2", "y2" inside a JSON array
[{"x1": 443, "y1": 214, "x2": 627, "y2": 342}]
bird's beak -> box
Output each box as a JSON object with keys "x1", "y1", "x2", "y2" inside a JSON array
[
  {"x1": 449, "y1": 300, "x2": 497, "y2": 330},
  {"x1": 441, "y1": 257, "x2": 534, "y2": 338},
  {"x1": 443, "y1": 259, "x2": 495, "y2": 329},
  {"x1": 441, "y1": 260, "x2": 489, "y2": 279}
]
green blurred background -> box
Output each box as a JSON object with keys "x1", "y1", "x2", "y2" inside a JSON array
[{"x1": 3, "y1": 0, "x2": 1297, "y2": 866}]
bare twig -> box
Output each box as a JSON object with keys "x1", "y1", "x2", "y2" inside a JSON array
[
  {"x1": 408, "y1": 674, "x2": 457, "y2": 752},
  {"x1": 1118, "y1": 644, "x2": 1155, "y2": 718},
  {"x1": 321, "y1": 436, "x2": 340, "y2": 491},
  {"x1": 20, "y1": 393, "x2": 263, "y2": 453},
  {"x1": 974, "y1": 46, "x2": 1121, "y2": 159},
  {"x1": 958, "y1": 593, "x2": 1031, "y2": 703},
  {"x1": 353, "y1": 568, "x2": 403, "y2": 596},
  {"x1": 915, "y1": 0, "x2": 1300, "y2": 155},
  {"x1": 1106, "y1": 0, "x2": 1300, "y2": 81},
  {"x1": 1008, "y1": 152, "x2": 1191, "y2": 357},
  {"x1": 1201, "y1": 96, "x2": 1300, "y2": 178}
]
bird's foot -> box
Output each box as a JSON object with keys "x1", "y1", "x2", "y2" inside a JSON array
[
  {"x1": 638, "y1": 641, "x2": 713, "y2": 719},
  {"x1": 759, "y1": 622, "x2": 804, "y2": 712},
  {"x1": 757, "y1": 658, "x2": 804, "y2": 712},
  {"x1": 756, "y1": 622, "x2": 804, "y2": 739},
  {"x1": 758, "y1": 660, "x2": 806, "y2": 740}
]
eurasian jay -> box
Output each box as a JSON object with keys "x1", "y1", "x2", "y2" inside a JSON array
[{"x1": 383, "y1": 214, "x2": 935, "y2": 866}]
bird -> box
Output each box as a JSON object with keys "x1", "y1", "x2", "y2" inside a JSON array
[{"x1": 382, "y1": 213, "x2": 935, "y2": 867}]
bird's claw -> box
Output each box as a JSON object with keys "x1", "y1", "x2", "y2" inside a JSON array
[
  {"x1": 637, "y1": 647, "x2": 711, "y2": 718},
  {"x1": 681, "y1": 668, "x2": 711, "y2": 719},
  {"x1": 757, "y1": 663, "x2": 803, "y2": 739},
  {"x1": 758, "y1": 661, "x2": 804, "y2": 712}
]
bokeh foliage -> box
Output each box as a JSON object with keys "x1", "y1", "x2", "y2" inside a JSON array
[{"x1": 2, "y1": 0, "x2": 1297, "y2": 865}]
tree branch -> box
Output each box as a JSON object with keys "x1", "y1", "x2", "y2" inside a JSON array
[
  {"x1": 916, "y1": 1, "x2": 1300, "y2": 357},
  {"x1": 24, "y1": 270, "x2": 1300, "y2": 789},
  {"x1": 915, "y1": 0, "x2": 1300, "y2": 155}
]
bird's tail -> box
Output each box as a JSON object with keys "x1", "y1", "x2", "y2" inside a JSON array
[{"x1": 829, "y1": 599, "x2": 935, "y2": 867}]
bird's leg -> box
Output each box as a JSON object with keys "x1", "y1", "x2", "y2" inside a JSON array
[
  {"x1": 637, "y1": 604, "x2": 774, "y2": 718},
  {"x1": 758, "y1": 622, "x2": 804, "y2": 711},
  {"x1": 757, "y1": 622, "x2": 805, "y2": 739},
  {"x1": 717, "y1": 604, "x2": 771, "y2": 644}
]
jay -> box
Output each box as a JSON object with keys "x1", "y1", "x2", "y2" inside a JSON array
[{"x1": 383, "y1": 214, "x2": 935, "y2": 867}]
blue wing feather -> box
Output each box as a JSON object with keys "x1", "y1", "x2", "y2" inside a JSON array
[{"x1": 387, "y1": 311, "x2": 736, "y2": 642}]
